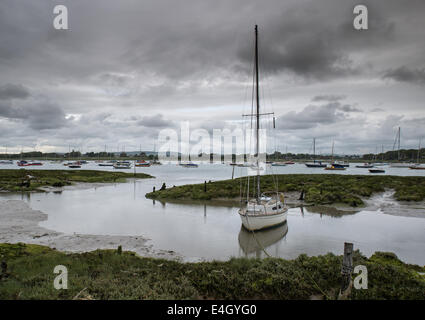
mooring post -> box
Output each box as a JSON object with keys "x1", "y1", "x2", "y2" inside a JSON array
[
  {"x1": 204, "y1": 181, "x2": 207, "y2": 192},
  {"x1": 153, "y1": 186, "x2": 156, "y2": 193},
  {"x1": 231, "y1": 165, "x2": 235, "y2": 180},
  {"x1": 338, "y1": 242, "x2": 354, "y2": 299}
]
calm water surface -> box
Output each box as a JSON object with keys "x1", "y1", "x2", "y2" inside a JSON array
[{"x1": 1, "y1": 162, "x2": 425, "y2": 264}]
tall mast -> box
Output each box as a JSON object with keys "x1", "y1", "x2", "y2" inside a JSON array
[
  {"x1": 418, "y1": 138, "x2": 421, "y2": 164},
  {"x1": 398, "y1": 127, "x2": 401, "y2": 161},
  {"x1": 313, "y1": 138, "x2": 316, "y2": 162},
  {"x1": 255, "y1": 25, "x2": 260, "y2": 202}
]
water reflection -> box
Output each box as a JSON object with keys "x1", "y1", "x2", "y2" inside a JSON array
[
  {"x1": 238, "y1": 222, "x2": 288, "y2": 258},
  {"x1": 1, "y1": 166, "x2": 425, "y2": 265}
]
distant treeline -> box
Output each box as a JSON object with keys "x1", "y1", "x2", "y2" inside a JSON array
[
  {"x1": 0, "y1": 150, "x2": 156, "y2": 160},
  {"x1": 0, "y1": 148, "x2": 423, "y2": 162},
  {"x1": 267, "y1": 149, "x2": 424, "y2": 161}
]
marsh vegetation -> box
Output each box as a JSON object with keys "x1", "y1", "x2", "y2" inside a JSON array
[
  {"x1": 0, "y1": 243, "x2": 423, "y2": 300},
  {"x1": 146, "y1": 174, "x2": 425, "y2": 207},
  {"x1": 0, "y1": 169, "x2": 153, "y2": 193}
]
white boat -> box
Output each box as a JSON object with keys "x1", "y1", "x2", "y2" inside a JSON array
[
  {"x1": 239, "y1": 193, "x2": 288, "y2": 231},
  {"x1": 113, "y1": 161, "x2": 132, "y2": 169},
  {"x1": 0, "y1": 160, "x2": 13, "y2": 164},
  {"x1": 390, "y1": 127, "x2": 413, "y2": 168},
  {"x1": 271, "y1": 162, "x2": 287, "y2": 167},
  {"x1": 237, "y1": 25, "x2": 287, "y2": 232},
  {"x1": 409, "y1": 138, "x2": 424, "y2": 169}
]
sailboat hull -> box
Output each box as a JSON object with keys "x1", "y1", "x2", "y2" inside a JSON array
[{"x1": 238, "y1": 209, "x2": 288, "y2": 231}]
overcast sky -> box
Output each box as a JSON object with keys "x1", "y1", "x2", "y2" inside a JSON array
[{"x1": 0, "y1": 0, "x2": 424, "y2": 155}]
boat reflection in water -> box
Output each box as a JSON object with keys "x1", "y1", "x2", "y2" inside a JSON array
[{"x1": 238, "y1": 222, "x2": 288, "y2": 258}]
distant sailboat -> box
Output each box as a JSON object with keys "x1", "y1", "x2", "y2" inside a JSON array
[
  {"x1": 325, "y1": 141, "x2": 346, "y2": 170},
  {"x1": 390, "y1": 127, "x2": 413, "y2": 168},
  {"x1": 410, "y1": 138, "x2": 425, "y2": 170},
  {"x1": 305, "y1": 138, "x2": 327, "y2": 168}
]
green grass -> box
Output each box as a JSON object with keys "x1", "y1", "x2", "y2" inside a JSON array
[
  {"x1": 146, "y1": 174, "x2": 425, "y2": 207},
  {"x1": 0, "y1": 243, "x2": 423, "y2": 300},
  {"x1": 0, "y1": 169, "x2": 153, "y2": 193}
]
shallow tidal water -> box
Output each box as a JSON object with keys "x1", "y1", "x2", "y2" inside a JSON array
[{"x1": 1, "y1": 163, "x2": 425, "y2": 265}]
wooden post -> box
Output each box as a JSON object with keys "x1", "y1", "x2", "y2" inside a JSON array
[
  {"x1": 299, "y1": 189, "x2": 304, "y2": 200},
  {"x1": 231, "y1": 165, "x2": 235, "y2": 180},
  {"x1": 338, "y1": 242, "x2": 354, "y2": 299}
]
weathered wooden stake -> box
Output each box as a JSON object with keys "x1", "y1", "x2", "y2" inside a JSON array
[
  {"x1": 231, "y1": 166, "x2": 235, "y2": 179},
  {"x1": 204, "y1": 181, "x2": 207, "y2": 192},
  {"x1": 338, "y1": 242, "x2": 354, "y2": 299}
]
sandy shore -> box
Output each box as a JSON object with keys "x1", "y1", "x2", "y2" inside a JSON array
[{"x1": 0, "y1": 199, "x2": 180, "y2": 260}]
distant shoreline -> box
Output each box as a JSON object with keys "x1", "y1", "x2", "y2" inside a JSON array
[{"x1": 0, "y1": 169, "x2": 153, "y2": 193}]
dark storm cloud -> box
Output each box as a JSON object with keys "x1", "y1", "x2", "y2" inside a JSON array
[
  {"x1": 0, "y1": 84, "x2": 30, "y2": 100},
  {"x1": 312, "y1": 95, "x2": 346, "y2": 102},
  {"x1": 383, "y1": 66, "x2": 425, "y2": 85},
  {"x1": 277, "y1": 101, "x2": 358, "y2": 130},
  {"x1": 0, "y1": 0, "x2": 425, "y2": 153},
  {"x1": 0, "y1": 100, "x2": 67, "y2": 130}
]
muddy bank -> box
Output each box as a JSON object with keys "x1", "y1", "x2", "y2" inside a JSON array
[{"x1": 0, "y1": 200, "x2": 180, "y2": 260}]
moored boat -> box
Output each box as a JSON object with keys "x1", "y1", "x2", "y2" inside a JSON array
[
  {"x1": 135, "y1": 160, "x2": 151, "y2": 167},
  {"x1": 17, "y1": 160, "x2": 43, "y2": 166},
  {"x1": 305, "y1": 161, "x2": 327, "y2": 168},
  {"x1": 325, "y1": 164, "x2": 346, "y2": 171},
  {"x1": 305, "y1": 138, "x2": 327, "y2": 168},
  {"x1": 237, "y1": 25, "x2": 287, "y2": 232},
  {"x1": 409, "y1": 165, "x2": 425, "y2": 170},
  {"x1": 68, "y1": 161, "x2": 82, "y2": 168},
  {"x1": 369, "y1": 169, "x2": 385, "y2": 173},
  {"x1": 356, "y1": 163, "x2": 374, "y2": 168},
  {"x1": 180, "y1": 162, "x2": 199, "y2": 168},
  {"x1": 113, "y1": 161, "x2": 132, "y2": 169},
  {"x1": 325, "y1": 142, "x2": 345, "y2": 170},
  {"x1": 271, "y1": 162, "x2": 287, "y2": 167}
]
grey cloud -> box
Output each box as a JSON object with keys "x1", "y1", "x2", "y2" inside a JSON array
[
  {"x1": 137, "y1": 114, "x2": 170, "y2": 128},
  {"x1": 277, "y1": 102, "x2": 352, "y2": 130},
  {"x1": 0, "y1": 84, "x2": 30, "y2": 100},
  {"x1": 0, "y1": 100, "x2": 67, "y2": 130},
  {"x1": 383, "y1": 66, "x2": 425, "y2": 85},
  {"x1": 0, "y1": 0, "x2": 424, "y2": 154},
  {"x1": 312, "y1": 95, "x2": 346, "y2": 102}
]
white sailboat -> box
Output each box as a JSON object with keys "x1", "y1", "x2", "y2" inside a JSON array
[
  {"x1": 410, "y1": 138, "x2": 425, "y2": 170},
  {"x1": 390, "y1": 127, "x2": 413, "y2": 167},
  {"x1": 238, "y1": 25, "x2": 288, "y2": 232}
]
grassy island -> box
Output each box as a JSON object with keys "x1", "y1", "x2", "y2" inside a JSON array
[
  {"x1": 0, "y1": 243, "x2": 423, "y2": 300},
  {"x1": 146, "y1": 174, "x2": 425, "y2": 207},
  {"x1": 0, "y1": 169, "x2": 153, "y2": 193}
]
